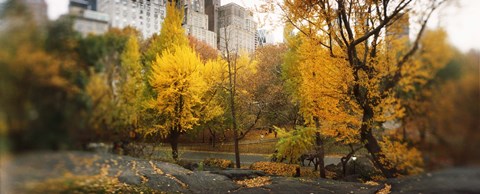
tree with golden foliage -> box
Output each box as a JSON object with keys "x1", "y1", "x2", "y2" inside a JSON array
[
  {"x1": 145, "y1": 44, "x2": 223, "y2": 160},
  {"x1": 116, "y1": 35, "x2": 144, "y2": 137},
  {"x1": 275, "y1": 0, "x2": 449, "y2": 178},
  {"x1": 143, "y1": 1, "x2": 188, "y2": 70}
]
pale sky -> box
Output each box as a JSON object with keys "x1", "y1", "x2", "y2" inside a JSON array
[{"x1": 45, "y1": 0, "x2": 480, "y2": 53}]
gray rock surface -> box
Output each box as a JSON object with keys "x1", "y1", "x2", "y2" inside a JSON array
[
  {"x1": 3, "y1": 151, "x2": 480, "y2": 194},
  {"x1": 387, "y1": 167, "x2": 480, "y2": 194}
]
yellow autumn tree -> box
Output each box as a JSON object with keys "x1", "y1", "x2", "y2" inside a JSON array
[
  {"x1": 85, "y1": 70, "x2": 114, "y2": 139},
  {"x1": 117, "y1": 35, "x2": 144, "y2": 134},
  {"x1": 143, "y1": 1, "x2": 188, "y2": 69},
  {"x1": 275, "y1": 0, "x2": 450, "y2": 178},
  {"x1": 146, "y1": 44, "x2": 223, "y2": 160},
  {"x1": 222, "y1": 51, "x2": 259, "y2": 168}
]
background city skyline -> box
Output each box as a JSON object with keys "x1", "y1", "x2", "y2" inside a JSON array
[{"x1": 42, "y1": 0, "x2": 480, "y2": 53}]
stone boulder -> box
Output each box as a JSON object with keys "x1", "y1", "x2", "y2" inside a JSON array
[{"x1": 344, "y1": 157, "x2": 381, "y2": 180}]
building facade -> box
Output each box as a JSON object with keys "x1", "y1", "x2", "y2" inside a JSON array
[
  {"x1": 72, "y1": 10, "x2": 110, "y2": 37},
  {"x1": 204, "y1": 0, "x2": 220, "y2": 33},
  {"x1": 217, "y1": 3, "x2": 257, "y2": 53},
  {"x1": 70, "y1": 0, "x2": 109, "y2": 37},
  {"x1": 97, "y1": 0, "x2": 167, "y2": 38},
  {"x1": 256, "y1": 29, "x2": 275, "y2": 47},
  {"x1": 183, "y1": 0, "x2": 216, "y2": 48}
]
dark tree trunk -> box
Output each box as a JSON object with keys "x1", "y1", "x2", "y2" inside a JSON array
[
  {"x1": 169, "y1": 130, "x2": 180, "y2": 161},
  {"x1": 315, "y1": 132, "x2": 326, "y2": 178},
  {"x1": 233, "y1": 129, "x2": 241, "y2": 168},
  {"x1": 313, "y1": 117, "x2": 326, "y2": 178},
  {"x1": 211, "y1": 132, "x2": 216, "y2": 148},
  {"x1": 361, "y1": 122, "x2": 397, "y2": 178}
]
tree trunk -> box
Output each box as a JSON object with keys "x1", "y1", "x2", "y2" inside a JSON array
[
  {"x1": 341, "y1": 157, "x2": 348, "y2": 177},
  {"x1": 361, "y1": 125, "x2": 397, "y2": 178},
  {"x1": 227, "y1": 56, "x2": 240, "y2": 168},
  {"x1": 315, "y1": 132, "x2": 326, "y2": 178},
  {"x1": 212, "y1": 132, "x2": 216, "y2": 148},
  {"x1": 234, "y1": 130, "x2": 241, "y2": 168},
  {"x1": 169, "y1": 130, "x2": 180, "y2": 161},
  {"x1": 313, "y1": 117, "x2": 326, "y2": 178},
  {"x1": 356, "y1": 101, "x2": 398, "y2": 178}
]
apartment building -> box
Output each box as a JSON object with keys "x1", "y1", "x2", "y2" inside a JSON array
[
  {"x1": 69, "y1": 0, "x2": 109, "y2": 37},
  {"x1": 97, "y1": 0, "x2": 167, "y2": 38},
  {"x1": 183, "y1": 0, "x2": 217, "y2": 48},
  {"x1": 217, "y1": 3, "x2": 257, "y2": 54},
  {"x1": 204, "y1": 0, "x2": 220, "y2": 33}
]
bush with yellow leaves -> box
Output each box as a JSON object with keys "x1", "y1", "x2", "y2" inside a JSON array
[
  {"x1": 250, "y1": 161, "x2": 300, "y2": 177},
  {"x1": 379, "y1": 138, "x2": 424, "y2": 176},
  {"x1": 203, "y1": 158, "x2": 234, "y2": 169}
]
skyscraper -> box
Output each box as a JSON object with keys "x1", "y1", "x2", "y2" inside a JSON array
[
  {"x1": 217, "y1": 3, "x2": 257, "y2": 53},
  {"x1": 256, "y1": 29, "x2": 275, "y2": 47},
  {"x1": 69, "y1": 0, "x2": 109, "y2": 37},
  {"x1": 183, "y1": 0, "x2": 216, "y2": 48},
  {"x1": 204, "y1": 0, "x2": 219, "y2": 33},
  {"x1": 97, "y1": 0, "x2": 167, "y2": 38}
]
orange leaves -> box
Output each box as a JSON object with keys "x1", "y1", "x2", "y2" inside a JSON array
[
  {"x1": 250, "y1": 161, "x2": 300, "y2": 177},
  {"x1": 235, "y1": 176, "x2": 271, "y2": 188},
  {"x1": 203, "y1": 158, "x2": 234, "y2": 169},
  {"x1": 1, "y1": 44, "x2": 71, "y2": 91},
  {"x1": 289, "y1": 34, "x2": 361, "y2": 144}
]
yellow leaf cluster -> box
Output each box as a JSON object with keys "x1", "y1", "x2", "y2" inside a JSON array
[
  {"x1": 379, "y1": 138, "x2": 424, "y2": 176},
  {"x1": 274, "y1": 126, "x2": 316, "y2": 162},
  {"x1": 294, "y1": 35, "x2": 361, "y2": 144},
  {"x1": 144, "y1": 44, "x2": 224, "y2": 138}
]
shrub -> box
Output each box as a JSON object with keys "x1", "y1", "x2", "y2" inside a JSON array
[
  {"x1": 203, "y1": 158, "x2": 234, "y2": 169},
  {"x1": 250, "y1": 161, "x2": 300, "y2": 177}
]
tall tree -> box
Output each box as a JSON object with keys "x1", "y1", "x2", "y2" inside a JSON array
[
  {"x1": 275, "y1": 0, "x2": 448, "y2": 178},
  {"x1": 0, "y1": 0, "x2": 84, "y2": 150},
  {"x1": 116, "y1": 35, "x2": 144, "y2": 137},
  {"x1": 143, "y1": 1, "x2": 188, "y2": 70},
  {"x1": 225, "y1": 49, "x2": 261, "y2": 168},
  {"x1": 145, "y1": 44, "x2": 222, "y2": 160}
]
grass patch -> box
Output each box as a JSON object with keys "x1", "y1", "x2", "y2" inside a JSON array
[{"x1": 176, "y1": 141, "x2": 277, "y2": 155}]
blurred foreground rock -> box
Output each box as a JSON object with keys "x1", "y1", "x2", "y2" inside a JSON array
[{"x1": 2, "y1": 151, "x2": 479, "y2": 194}]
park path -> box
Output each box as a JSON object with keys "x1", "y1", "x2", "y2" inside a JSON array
[{"x1": 157, "y1": 150, "x2": 341, "y2": 165}]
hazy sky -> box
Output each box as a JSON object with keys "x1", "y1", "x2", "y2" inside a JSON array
[{"x1": 45, "y1": 0, "x2": 479, "y2": 52}]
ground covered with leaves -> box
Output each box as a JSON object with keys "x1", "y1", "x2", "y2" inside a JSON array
[{"x1": 2, "y1": 151, "x2": 479, "y2": 193}]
